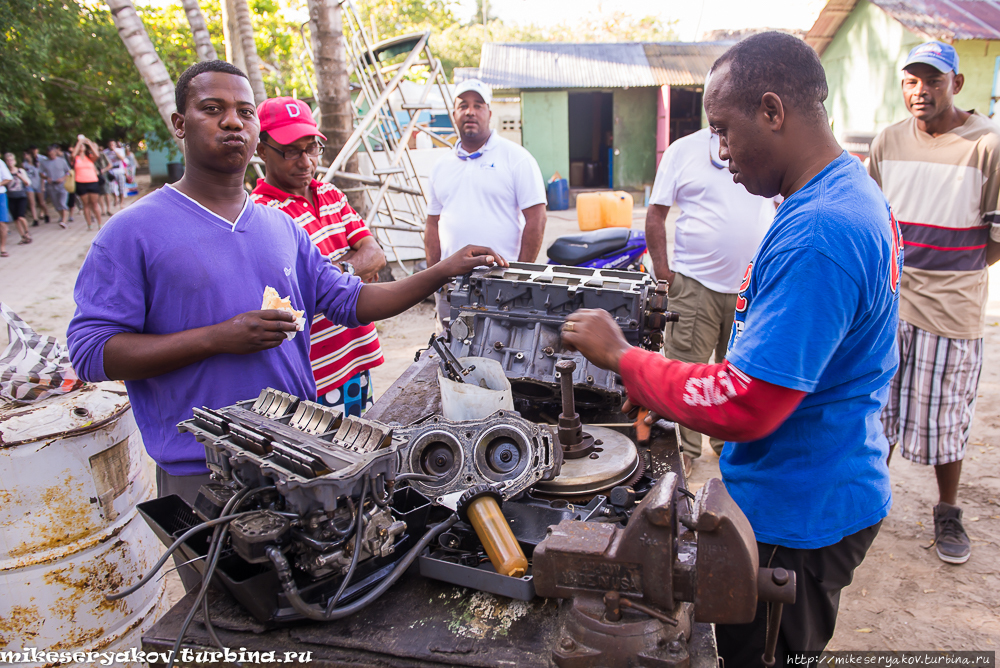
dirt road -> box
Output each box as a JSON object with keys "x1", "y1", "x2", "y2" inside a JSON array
[{"x1": 2, "y1": 181, "x2": 997, "y2": 650}]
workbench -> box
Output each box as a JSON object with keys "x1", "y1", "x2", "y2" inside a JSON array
[{"x1": 141, "y1": 352, "x2": 718, "y2": 667}]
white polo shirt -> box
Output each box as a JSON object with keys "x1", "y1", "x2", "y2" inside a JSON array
[
  {"x1": 428, "y1": 131, "x2": 546, "y2": 261},
  {"x1": 650, "y1": 128, "x2": 775, "y2": 293}
]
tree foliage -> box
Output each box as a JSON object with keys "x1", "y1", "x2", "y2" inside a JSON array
[
  {"x1": 0, "y1": 0, "x2": 677, "y2": 149},
  {"x1": 0, "y1": 0, "x2": 316, "y2": 149},
  {"x1": 1, "y1": 0, "x2": 170, "y2": 148},
  {"x1": 351, "y1": 0, "x2": 678, "y2": 80}
]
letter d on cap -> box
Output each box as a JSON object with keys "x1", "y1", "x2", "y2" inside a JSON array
[{"x1": 285, "y1": 103, "x2": 301, "y2": 118}]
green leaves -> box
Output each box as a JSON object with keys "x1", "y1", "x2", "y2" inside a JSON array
[{"x1": 0, "y1": 0, "x2": 168, "y2": 146}]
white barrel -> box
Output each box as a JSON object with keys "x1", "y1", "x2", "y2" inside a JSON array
[{"x1": 0, "y1": 382, "x2": 167, "y2": 667}]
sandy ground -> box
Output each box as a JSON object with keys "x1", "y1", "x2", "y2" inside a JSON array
[{"x1": 2, "y1": 177, "x2": 997, "y2": 650}]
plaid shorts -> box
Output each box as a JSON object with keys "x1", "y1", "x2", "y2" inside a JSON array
[{"x1": 881, "y1": 320, "x2": 983, "y2": 466}]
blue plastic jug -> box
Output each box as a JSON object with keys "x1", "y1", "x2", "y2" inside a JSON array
[{"x1": 547, "y1": 179, "x2": 569, "y2": 211}]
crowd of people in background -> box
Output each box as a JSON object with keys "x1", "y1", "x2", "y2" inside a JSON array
[{"x1": 0, "y1": 138, "x2": 138, "y2": 258}]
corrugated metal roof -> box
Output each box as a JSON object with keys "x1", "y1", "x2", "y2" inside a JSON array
[
  {"x1": 805, "y1": 0, "x2": 859, "y2": 55},
  {"x1": 872, "y1": 0, "x2": 1000, "y2": 40},
  {"x1": 480, "y1": 42, "x2": 658, "y2": 89},
  {"x1": 806, "y1": 0, "x2": 1000, "y2": 55},
  {"x1": 643, "y1": 42, "x2": 732, "y2": 86}
]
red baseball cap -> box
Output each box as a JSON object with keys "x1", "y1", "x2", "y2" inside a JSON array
[{"x1": 257, "y1": 97, "x2": 327, "y2": 145}]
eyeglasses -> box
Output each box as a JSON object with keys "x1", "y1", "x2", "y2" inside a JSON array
[
  {"x1": 262, "y1": 141, "x2": 324, "y2": 161},
  {"x1": 708, "y1": 130, "x2": 727, "y2": 170}
]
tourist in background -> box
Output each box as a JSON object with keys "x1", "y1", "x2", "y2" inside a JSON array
[
  {"x1": 4, "y1": 153, "x2": 32, "y2": 245},
  {"x1": 105, "y1": 140, "x2": 128, "y2": 209},
  {"x1": 0, "y1": 158, "x2": 11, "y2": 257},
  {"x1": 22, "y1": 149, "x2": 47, "y2": 226},
  {"x1": 38, "y1": 144, "x2": 70, "y2": 228},
  {"x1": 71, "y1": 135, "x2": 104, "y2": 230}
]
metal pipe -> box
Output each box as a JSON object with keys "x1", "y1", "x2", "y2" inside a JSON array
[
  {"x1": 557, "y1": 359, "x2": 576, "y2": 417},
  {"x1": 762, "y1": 602, "x2": 783, "y2": 667}
]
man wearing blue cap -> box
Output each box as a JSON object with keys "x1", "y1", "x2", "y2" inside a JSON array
[{"x1": 870, "y1": 41, "x2": 1000, "y2": 565}]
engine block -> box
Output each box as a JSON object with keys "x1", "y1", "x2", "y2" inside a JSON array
[{"x1": 447, "y1": 262, "x2": 672, "y2": 408}]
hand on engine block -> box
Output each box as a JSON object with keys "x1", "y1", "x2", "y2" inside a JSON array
[{"x1": 560, "y1": 308, "x2": 633, "y2": 373}]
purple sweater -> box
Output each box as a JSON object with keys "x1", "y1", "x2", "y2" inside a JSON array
[{"x1": 67, "y1": 186, "x2": 365, "y2": 475}]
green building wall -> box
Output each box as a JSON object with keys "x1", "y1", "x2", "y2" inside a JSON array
[
  {"x1": 821, "y1": 0, "x2": 922, "y2": 137},
  {"x1": 521, "y1": 91, "x2": 570, "y2": 183},
  {"x1": 954, "y1": 40, "x2": 1000, "y2": 114},
  {"x1": 822, "y1": 0, "x2": 1000, "y2": 138}
]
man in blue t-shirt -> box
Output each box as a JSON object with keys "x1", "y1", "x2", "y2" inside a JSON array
[{"x1": 562, "y1": 33, "x2": 901, "y2": 662}]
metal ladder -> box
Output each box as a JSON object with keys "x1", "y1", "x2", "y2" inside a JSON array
[{"x1": 317, "y1": 0, "x2": 458, "y2": 274}]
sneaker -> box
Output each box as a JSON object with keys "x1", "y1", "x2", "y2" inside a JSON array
[{"x1": 933, "y1": 503, "x2": 971, "y2": 564}]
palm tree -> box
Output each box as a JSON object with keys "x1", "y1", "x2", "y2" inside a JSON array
[
  {"x1": 220, "y1": 0, "x2": 247, "y2": 72},
  {"x1": 306, "y1": 0, "x2": 359, "y2": 183},
  {"x1": 232, "y1": 0, "x2": 268, "y2": 104},
  {"x1": 181, "y1": 0, "x2": 218, "y2": 62},
  {"x1": 105, "y1": 0, "x2": 181, "y2": 150}
]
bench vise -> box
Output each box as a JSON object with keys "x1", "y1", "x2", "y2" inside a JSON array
[{"x1": 533, "y1": 475, "x2": 796, "y2": 667}]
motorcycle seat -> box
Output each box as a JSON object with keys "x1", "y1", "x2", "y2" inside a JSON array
[{"x1": 546, "y1": 227, "x2": 633, "y2": 266}]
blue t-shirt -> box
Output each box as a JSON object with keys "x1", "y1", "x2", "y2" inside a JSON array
[
  {"x1": 68, "y1": 186, "x2": 365, "y2": 476},
  {"x1": 722, "y1": 151, "x2": 902, "y2": 549}
]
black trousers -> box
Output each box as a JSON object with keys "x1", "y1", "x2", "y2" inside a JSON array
[
  {"x1": 716, "y1": 521, "x2": 882, "y2": 668},
  {"x1": 155, "y1": 466, "x2": 214, "y2": 592}
]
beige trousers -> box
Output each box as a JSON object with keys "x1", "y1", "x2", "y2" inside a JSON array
[{"x1": 663, "y1": 273, "x2": 738, "y2": 458}]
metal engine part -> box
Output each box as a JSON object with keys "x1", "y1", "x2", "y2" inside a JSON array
[
  {"x1": 295, "y1": 505, "x2": 407, "y2": 579},
  {"x1": 176, "y1": 387, "x2": 421, "y2": 609},
  {"x1": 393, "y1": 409, "x2": 561, "y2": 501},
  {"x1": 447, "y1": 263, "x2": 676, "y2": 408},
  {"x1": 179, "y1": 387, "x2": 397, "y2": 515},
  {"x1": 533, "y1": 425, "x2": 640, "y2": 496}
]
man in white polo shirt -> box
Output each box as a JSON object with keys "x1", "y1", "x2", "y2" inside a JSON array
[
  {"x1": 425, "y1": 79, "x2": 547, "y2": 330},
  {"x1": 645, "y1": 127, "x2": 775, "y2": 471}
]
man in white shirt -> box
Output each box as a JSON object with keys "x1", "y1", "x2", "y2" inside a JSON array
[
  {"x1": 425, "y1": 79, "x2": 547, "y2": 330},
  {"x1": 645, "y1": 127, "x2": 774, "y2": 468}
]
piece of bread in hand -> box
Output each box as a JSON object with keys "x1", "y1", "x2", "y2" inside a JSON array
[{"x1": 261, "y1": 286, "x2": 306, "y2": 340}]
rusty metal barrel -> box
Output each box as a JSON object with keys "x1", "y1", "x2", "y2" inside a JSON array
[{"x1": 0, "y1": 382, "x2": 166, "y2": 666}]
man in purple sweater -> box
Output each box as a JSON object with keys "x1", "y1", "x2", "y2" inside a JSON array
[{"x1": 67, "y1": 61, "x2": 503, "y2": 588}]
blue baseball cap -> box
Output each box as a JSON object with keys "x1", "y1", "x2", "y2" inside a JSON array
[{"x1": 904, "y1": 41, "x2": 960, "y2": 74}]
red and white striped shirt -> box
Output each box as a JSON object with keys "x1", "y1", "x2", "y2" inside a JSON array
[{"x1": 251, "y1": 179, "x2": 383, "y2": 393}]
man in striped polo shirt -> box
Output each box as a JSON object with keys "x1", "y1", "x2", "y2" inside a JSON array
[
  {"x1": 870, "y1": 41, "x2": 1000, "y2": 565},
  {"x1": 252, "y1": 97, "x2": 386, "y2": 416}
]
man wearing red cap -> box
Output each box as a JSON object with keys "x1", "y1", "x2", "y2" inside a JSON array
[{"x1": 251, "y1": 97, "x2": 386, "y2": 416}]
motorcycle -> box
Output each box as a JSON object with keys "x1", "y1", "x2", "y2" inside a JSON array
[{"x1": 546, "y1": 227, "x2": 650, "y2": 273}]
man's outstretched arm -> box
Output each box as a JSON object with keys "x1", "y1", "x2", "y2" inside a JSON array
[
  {"x1": 561, "y1": 309, "x2": 806, "y2": 443},
  {"x1": 354, "y1": 245, "x2": 507, "y2": 323}
]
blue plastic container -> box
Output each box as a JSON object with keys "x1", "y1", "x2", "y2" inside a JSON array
[{"x1": 547, "y1": 178, "x2": 569, "y2": 211}]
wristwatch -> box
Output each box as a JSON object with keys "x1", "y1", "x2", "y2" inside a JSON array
[{"x1": 339, "y1": 260, "x2": 356, "y2": 276}]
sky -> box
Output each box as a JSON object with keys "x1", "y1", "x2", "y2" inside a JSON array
[{"x1": 453, "y1": 0, "x2": 829, "y2": 42}]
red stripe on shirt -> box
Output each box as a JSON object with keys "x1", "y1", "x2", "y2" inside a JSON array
[{"x1": 902, "y1": 240, "x2": 987, "y2": 251}]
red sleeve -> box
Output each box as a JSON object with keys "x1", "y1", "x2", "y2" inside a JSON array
[{"x1": 618, "y1": 348, "x2": 807, "y2": 443}]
